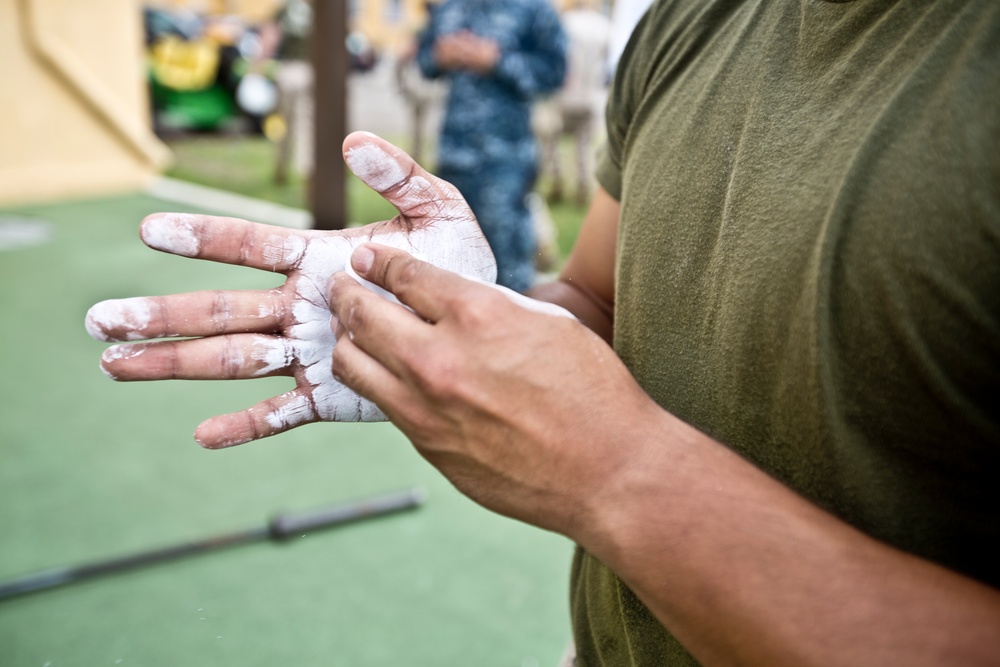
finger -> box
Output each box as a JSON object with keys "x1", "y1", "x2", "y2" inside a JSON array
[
  {"x1": 194, "y1": 376, "x2": 386, "y2": 448},
  {"x1": 342, "y1": 132, "x2": 496, "y2": 285},
  {"x1": 140, "y1": 212, "x2": 317, "y2": 272},
  {"x1": 85, "y1": 289, "x2": 285, "y2": 342},
  {"x1": 331, "y1": 326, "x2": 409, "y2": 421},
  {"x1": 347, "y1": 244, "x2": 494, "y2": 324},
  {"x1": 342, "y1": 131, "x2": 467, "y2": 222},
  {"x1": 99, "y1": 334, "x2": 295, "y2": 381},
  {"x1": 329, "y1": 271, "x2": 431, "y2": 379},
  {"x1": 194, "y1": 388, "x2": 318, "y2": 449}
]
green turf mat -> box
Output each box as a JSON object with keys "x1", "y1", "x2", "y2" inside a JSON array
[{"x1": 0, "y1": 193, "x2": 573, "y2": 666}]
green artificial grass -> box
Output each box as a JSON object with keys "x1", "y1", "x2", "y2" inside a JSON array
[{"x1": 0, "y1": 193, "x2": 573, "y2": 666}]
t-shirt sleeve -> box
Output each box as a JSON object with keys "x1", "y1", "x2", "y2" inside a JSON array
[{"x1": 595, "y1": 5, "x2": 654, "y2": 202}]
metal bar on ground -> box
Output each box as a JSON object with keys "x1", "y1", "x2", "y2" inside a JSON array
[{"x1": 0, "y1": 488, "x2": 426, "y2": 602}]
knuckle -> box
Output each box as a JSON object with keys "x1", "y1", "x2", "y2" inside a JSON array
[
  {"x1": 267, "y1": 289, "x2": 287, "y2": 328},
  {"x1": 410, "y1": 350, "x2": 461, "y2": 402},
  {"x1": 221, "y1": 337, "x2": 242, "y2": 379},
  {"x1": 343, "y1": 301, "x2": 367, "y2": 335},
  {"x1": 388, "y1": 253, "x2": 423, "y2": 288},
  {"x1": 210, "y1": 291, "x2": 231, "y2": 334},
  {"x1": 245, "y1": 408, "x2": 265, "y2": 442},
  {"x1": 331, "y1": 342, "x2": 353, "y2": 383},
  {"x1": 457, "y1": 289, "x2": 504, "y2": 328},
  {"x1": 237, "y1": 227, "x2": 255, "y2": 265},
  {"x1": 168, "y1": 344, "x2": 182, "y2": 380},
  {"x1": 376, "y1": 252, "x2": 427, "y2": 302}
]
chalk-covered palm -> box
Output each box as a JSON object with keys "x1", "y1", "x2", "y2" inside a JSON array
[{"x1": 86, "y1": 132, "x2": 496, "y2": 448}]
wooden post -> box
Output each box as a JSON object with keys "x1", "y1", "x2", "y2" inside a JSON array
[{"x1": 310, "y1": 0, "x2": 348, "y2": 230}]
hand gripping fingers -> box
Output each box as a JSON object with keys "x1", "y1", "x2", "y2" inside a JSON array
[
  {"x1": 348, "y1": 244, "x2": 486, "y2": 324},
  {"x1": 331, "y1": 325, "x2": 407, "y2": 420},
  {"x1": 329, "y1": 270, "x2": 429, "y2": 380}
]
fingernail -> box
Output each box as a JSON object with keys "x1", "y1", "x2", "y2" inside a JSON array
[
  {"x1": 352, "y1": 245, "x2": 375, "y2": 274},
  {"x1": 344, "y1": 142, "x2": 406, "y2": 191},
  {"x1": 85, "y1": 298, "x2": 152, "y2": 342},
  {"x1": 141, "y1": 213, "x2": 200, "y2": 257}
]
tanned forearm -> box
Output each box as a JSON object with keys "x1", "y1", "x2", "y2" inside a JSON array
[
  {"x1": 576, "y1": 406, "x2": 1000, "y2": 666},
  {"x1": 529, "y1": 186, "x2": 620, "y2": 343},
  {"x1": 524, "y1": 185, "x2": 998, "y2": 663},
  {"x1": 529, "y1": 279, "x2": 613, "y2": 343}
]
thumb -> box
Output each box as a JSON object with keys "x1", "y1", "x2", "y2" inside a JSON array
[{"x1": 342, "y1": 131, "x2": 463, "y2": 222}]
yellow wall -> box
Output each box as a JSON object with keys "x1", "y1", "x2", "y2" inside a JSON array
[{"x1": 0, "y1": 0, "x2": 170, "y2": 207}]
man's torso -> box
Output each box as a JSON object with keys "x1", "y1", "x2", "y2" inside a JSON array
[{"x1": 575, "y1": 0, "x2": 1000, "y2": 663}]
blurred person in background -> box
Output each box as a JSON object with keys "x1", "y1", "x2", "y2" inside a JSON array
[
  {"x1": 256, "y1": 0, "x2": 313, "y2": 185},
  {"x1": 537, "y1": 0, "x2": 610, "y2": 207},
  {"x1": 416, "y1": 0, "x2": 567, "y2": 293}
]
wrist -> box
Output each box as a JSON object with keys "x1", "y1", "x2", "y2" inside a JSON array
[{"x1": 565, "y1": 396, "x2": 686, "y2": 556}]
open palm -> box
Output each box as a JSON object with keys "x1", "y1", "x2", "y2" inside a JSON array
[{"x1": 85, "y1": 132, "x2": 496, "y2": 448}]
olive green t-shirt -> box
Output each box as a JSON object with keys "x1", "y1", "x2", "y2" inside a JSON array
[{"x1": 573, "y1": 0, "x2": 1000, "y2": 664}]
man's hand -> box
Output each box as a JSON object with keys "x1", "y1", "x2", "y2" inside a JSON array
[
  {"x1": 433, "y1": 31, "x2": 500, "y2": 76},
  {"x1": 328, "y1": 244, "x2": 661, "y2": 534},
  {"x1": 326, "y1": 245, "x2": 1000, "y2": 667},
  {"x1": 85, "y1": 132, "x2": 496, "y2": 449}
]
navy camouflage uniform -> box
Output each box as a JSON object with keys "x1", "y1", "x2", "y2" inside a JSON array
[{"x1": 417, "y1": 0, "x2": 567, "y2": 292}]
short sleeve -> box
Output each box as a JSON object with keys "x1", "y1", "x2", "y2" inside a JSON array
[{"x1": 596, "y1": 5, "x2": 654, "y2": 202}]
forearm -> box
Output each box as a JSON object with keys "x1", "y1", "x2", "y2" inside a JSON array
[
  {"x1": 529, "y1": 280, "x2": 613, "y2": 343},
  {"x1": 529, "y1": 186, "x2": 619, "y2": 343},
  {"x1": 575, "y1": 408, "x2": 1000, "y2": 666}
]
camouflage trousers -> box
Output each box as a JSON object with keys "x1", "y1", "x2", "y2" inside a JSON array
[{"x1": 439, "y1": 162, "x2": 539, "y2": 294}]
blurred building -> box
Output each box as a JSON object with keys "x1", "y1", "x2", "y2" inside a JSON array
[{"x1": 1, "y1": 0, "x2": 170, "y2": 207}]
